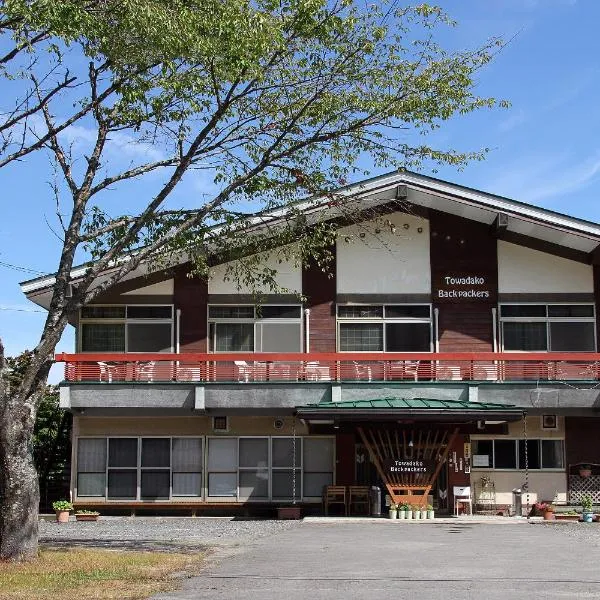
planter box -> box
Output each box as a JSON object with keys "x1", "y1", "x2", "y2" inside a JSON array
[
  {"x1": 277, "y1": 506, "x2": 301, "y2": 520},
  {"x1": 75, "y1": 514, "x2": 99, "y2": 522},
  {"x1": 554, "y1": 514, "x2": 580, "y2": 522}
]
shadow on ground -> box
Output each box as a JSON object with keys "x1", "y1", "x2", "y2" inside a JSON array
[{"x1": 41, "y1": 538, "x2": 209, "y2": 553}]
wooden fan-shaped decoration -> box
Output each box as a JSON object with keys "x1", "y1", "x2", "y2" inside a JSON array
[{"x1": 357, "y1": 426, "x2": 458, "y2": 508}]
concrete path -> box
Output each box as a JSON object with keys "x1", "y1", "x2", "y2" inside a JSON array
[{"x1": 153, "y1": 520, "x2": 600, "y2": 600}]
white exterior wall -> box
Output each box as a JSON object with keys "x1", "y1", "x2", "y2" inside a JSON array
[
  {"x1": 471, "y1": 471, "x2": 567, "y2": 507},
  {"x1": 122, "y1": 279, "x2": 174, "y2": 295},
  {"x1": 497, "y1": 241, "x2": 593, "y2": 293},
  {"x1": 208, "y1": 249, "x2": 302, "y2": 294},
  {"x1": 471, "y1": 417, "x2": 567, "y2": 508},
  {"x1": 336, "y1": 212, "x2": 431, "y2": 294}
]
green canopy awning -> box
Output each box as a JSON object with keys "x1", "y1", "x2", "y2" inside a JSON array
[{"x1": 296, "y1": 397, "x2": 522, "y2": 422}]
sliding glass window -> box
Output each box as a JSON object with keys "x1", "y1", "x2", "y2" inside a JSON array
[
  {"x1": 500, "y1": 304, "x2": 595, "y2": 352},
  {"x1": 79, "y1": 305, "x2": 174, "y2": 353},
  {"x1": 77, "y1": 437, "x2": 203, "y2": 500},
  {"x1": 337, "y1": 304, "x2": 432, "y2": 352},
  {"x1": 208, "y1": 305, "x2": 302, "y2": 352}
]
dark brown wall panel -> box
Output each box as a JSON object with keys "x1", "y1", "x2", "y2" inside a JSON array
[
  {"x1": 174, "y1": 265, "x2": 208, "y2": 352},
  {"x1": 565, "y1": 417, "x2": 600, "y2": 465},
  {"x1": 430, "y1": 211, "x2": 497, "y2": 352},
  {"x1": 302, "y1": 248, "x2": 336, "y2": 352},
  {"x1": 594, "y1": 265, "x2": 600, "y2": 346},
  {"x1": 335, "y1": 433, "x2": 356, "y2": 486}
]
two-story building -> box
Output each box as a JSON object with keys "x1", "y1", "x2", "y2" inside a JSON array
[{"x1": 22, "y1": 171, "x2": 600, "y2": 515}]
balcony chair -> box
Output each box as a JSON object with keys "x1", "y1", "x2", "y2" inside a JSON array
[
  {"x1": 323, "y1": 485, "x2": 347, "y2": 516},
  {"x1": 305, "y1": 361, "x2": 332, "y2": 381},
  {"x1": 352, "y1": 361, "x2": 372, "y2": 381},
  {"x1": 137, "y1": 361, "x2": 156, "y2": 382},
  {"x1": 97, "y1": 361, "x2": 115, "y2": 383},
  {"x1": 453, "y1": 486, "x2": 473, "y2": 516},
  {"x1": 404, "y1": 360, "x2": 420, "y2": 381},
  {"x1": 234, "y1": 360, "x2": 252, "y2": 382}
]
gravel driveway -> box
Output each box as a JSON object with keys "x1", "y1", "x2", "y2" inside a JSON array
[{"x1": 39, "y1": 517, "x2": 301, "y2": 553}]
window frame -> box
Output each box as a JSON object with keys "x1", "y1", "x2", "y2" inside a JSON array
[
  {"x1": 499, "y1": 303, "x2": 596, "y2": 353},
  {"x1": 76, "y1": 435, "x2": 334, "y2": 503},
  {"x1": 207, "y1": 304, "x2": 303, "y2": 353},
  {"x1": 78, "y1": 304, "x2": 174, "y2": 353},
  {"x1": 471, "y1": 438, "x2": 565, "y2": 471},
  {"x1": 336, "y1": 303, "x2": 433, "y2": 353},
  {"x1": 76, "y1": 436, "x2": 204, "y2": 501}
]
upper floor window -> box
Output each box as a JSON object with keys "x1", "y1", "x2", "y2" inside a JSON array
[
  {"x1": 337, "y1": 304, "x2": 432, "y2": 352},
  {"x1": 79, "y1": 305, "x2": 173, "y2": 353},
  {"x1": 208, "y1": 305, "x2": 302, "y2": 352},
  {"x1": 499, "y1": 304, "x2": 596, "y2": 352}
]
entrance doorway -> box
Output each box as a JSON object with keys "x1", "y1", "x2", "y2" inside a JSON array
[
  {"x1": 354, "y1": 425, "x2": 457, "y2": 510},
  {"x1": 355, "y1": 442, "x2": 449, "y2": 512}
]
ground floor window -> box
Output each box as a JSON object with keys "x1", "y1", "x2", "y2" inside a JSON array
[
  {"x1": 472, "y1": 439, "x2": 564, "y2": 470},
  {"x1": 77, "y1": 437, "x2": 203, "y2": 500},
  {"x1": 76, "y1": 436, "x2": 334, "y2": 501}
]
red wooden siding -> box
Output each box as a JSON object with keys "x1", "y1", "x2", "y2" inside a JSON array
[
  {"x1": 174, "y1": 266, "x2": 208, "y2": 352},
  {"x1": 302, "y1": 247, "x2": 337, "y2": 352},
  {"x1": 594, "y1": 265, "x2": 600, "y2": 347}
]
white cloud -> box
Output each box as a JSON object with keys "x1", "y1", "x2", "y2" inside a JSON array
[
  {"x1": 60, "y1": 124, "x2": 166, "y2": 162},
  {"x1": 485, "y1": 151, "x2": 600, "y2": 205}
]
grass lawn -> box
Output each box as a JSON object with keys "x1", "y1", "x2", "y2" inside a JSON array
[{"x1": 0, "y1": 547, "x2": 206, "y2": 599}]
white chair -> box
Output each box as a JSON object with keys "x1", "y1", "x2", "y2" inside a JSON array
[
  {"x1": 97, "y1": 361, "x2": 114, "y2": 383},
  {"x1": 453, "y1": 486, "x2": 473, "y2": 516},
  {"x1": 234, "y1": 360, "x2": 252, "y2": 382},
  {"x1": 305, "y1": 361, "x2": 331, "y2": 381},
  {"x1": 352, "y1": 361, "x2": 372, "y2": 381},
  {"x1": 137, "y1": 361, "x2": 156, "y2": 382},
  {"x1": 404, "y1": 360, "x2": 420, "y2": 381}
]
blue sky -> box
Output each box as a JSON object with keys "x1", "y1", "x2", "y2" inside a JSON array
[{"x1": 1, "y1": 0, "x2": 598, "y2": 382}]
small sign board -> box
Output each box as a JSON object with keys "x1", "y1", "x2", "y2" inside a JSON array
[
  {"x1": 383, "y1": 458, "x2": 434, "y2": 475},
  {"x1": 472, "y1": 454, "x2": 490, "y2": 467},
  {"x1": 463, "y1": 443, "x2": 472, "y2": 459}
]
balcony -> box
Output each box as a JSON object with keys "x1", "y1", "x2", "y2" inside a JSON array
[{"x1": 55, "y1": 352, "x2": 600, "y2": 384}]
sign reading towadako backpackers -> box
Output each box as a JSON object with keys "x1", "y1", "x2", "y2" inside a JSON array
[
  {"x1": 383, "y1": 458, "x2": 434, "y2": 475},
  {"x1": 434, "y1": 273, "x2": 495, "y2": 303}
]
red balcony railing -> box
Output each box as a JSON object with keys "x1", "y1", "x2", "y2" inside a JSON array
[{"x1": 54, "y1": 352, "x2": 600, "y2": 384}]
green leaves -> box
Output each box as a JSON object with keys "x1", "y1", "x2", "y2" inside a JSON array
[{"x1": 3, "y1": 0, "x2": 507, "y2": 295}]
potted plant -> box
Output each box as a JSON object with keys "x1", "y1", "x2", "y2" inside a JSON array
[
  {"x1": 535, "y1": 501, "x2": 555, "y2": 521},
  {"x1": 52, "y1": 500, "x2": 73, "y2": 523},
  {"x1": 75, "y1": 509, "x2": 100, "y2": 522},
  {"x1": 581, "y1": 494, "x2": 594, "y2": 522},
  {"x1": 419, "y1": 505, "x2": 427, "y2": 520},
  {"x1": 426, "y1": 504, "x2": 435, "y2": 519},
  {"x1": 388, "y1": 503, "x2": 398, "y2": 519},
  {"x1": 579, "y1": 465, "x2": 593, "y2": 478},
  {"x1": 406, "y1": 504, "x2": 414, "y2": 520},
  {"x1": 412, "y1": 505, "x2": 422, "y2": 520},
  {"x1": 398, "y1": 504, "x2": 409, "y2": 520}
]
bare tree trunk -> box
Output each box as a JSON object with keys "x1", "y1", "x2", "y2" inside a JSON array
[{"x1": 0, "y1": 339, "x2": 41, "y2": 561}]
